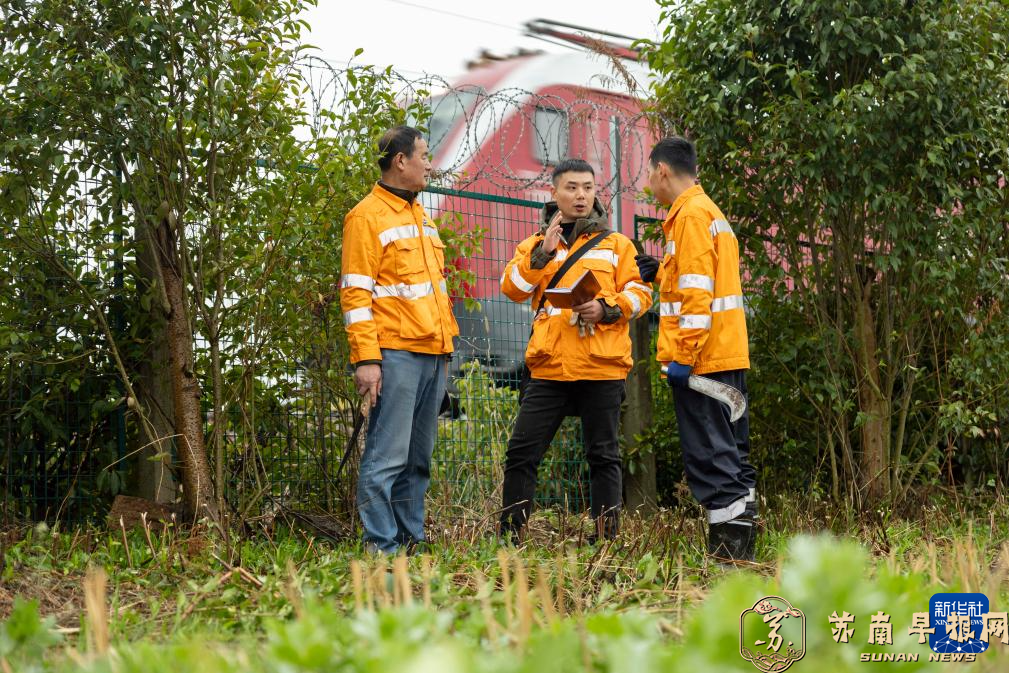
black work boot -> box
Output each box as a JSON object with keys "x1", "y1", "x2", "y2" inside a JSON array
[
  {"x1": 497, "y1": 521, "x2": 522, "y2": 547},
  {"x1": 708, "y1": 515, "x2": 756, "y2": 562},
  {"x1": 586, "y1": 511, "x2": 620, "y2": 546}
]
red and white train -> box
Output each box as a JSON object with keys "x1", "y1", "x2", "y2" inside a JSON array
[{"x1": 423, "y1": 23, "x2": 661, "y2": 382}]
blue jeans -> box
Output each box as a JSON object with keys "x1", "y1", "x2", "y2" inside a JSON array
[{"x1": 356, "y1": 349, "x2": 447, "y2": 553}]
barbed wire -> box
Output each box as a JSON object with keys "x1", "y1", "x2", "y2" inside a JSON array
[{"x1": 298, "y1": 56, "x2": 669, "y2": 200}]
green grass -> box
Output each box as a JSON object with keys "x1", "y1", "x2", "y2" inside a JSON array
[{"x1": 2, "y1": 493, "x2": 1008, "y2": 672}]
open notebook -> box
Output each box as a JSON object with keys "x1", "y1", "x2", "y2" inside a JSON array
[{"x1": 544, "y1": 269, "x2": 601, "y2": 309}]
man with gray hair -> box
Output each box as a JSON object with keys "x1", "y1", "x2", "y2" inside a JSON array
[{"x1": 340, "y1": 126, "x2": 458, "y2": 554}]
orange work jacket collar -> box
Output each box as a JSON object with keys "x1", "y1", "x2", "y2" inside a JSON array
[
  {"x1": 371, "y1": 182, "x2": 420, "y2": 214},
  {"x1": 665, "y1": 184, "x2": 705, "y2": 224}
]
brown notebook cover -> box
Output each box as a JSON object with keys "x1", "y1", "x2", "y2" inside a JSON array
[{"x1": 544, "y1": 269, "x2": 601, "y2": 309}]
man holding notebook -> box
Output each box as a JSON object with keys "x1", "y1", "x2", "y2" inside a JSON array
[{"x1": 498, "y1": 159, "x2": 653, "y2": 542}]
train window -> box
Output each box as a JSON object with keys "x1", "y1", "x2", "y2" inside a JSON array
[
  {"x1": 426, "y1": 88, "x2": 482, "y2": 154},
  {"x1": 532, "y1": 107, "x2": 569, "y2": 165}
]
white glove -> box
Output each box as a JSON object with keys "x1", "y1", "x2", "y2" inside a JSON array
[{"x1": 568, "y1": 311, "x2": 595, "y2": 338}]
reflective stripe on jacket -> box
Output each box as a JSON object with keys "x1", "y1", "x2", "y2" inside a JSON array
[
  {"x1": 501, "y1": 200, "x2": 653, "y2": 381},
  {"x1": 340, "y1": 184, "x2": 458, "y2": 364},
  {"x1": 655, "y1": 185, "x2": 749, "y2": 374}
]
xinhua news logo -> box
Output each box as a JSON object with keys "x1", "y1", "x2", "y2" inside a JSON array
[{"x1": 929, "y1": 592, "x2": 990, "y2": 655}]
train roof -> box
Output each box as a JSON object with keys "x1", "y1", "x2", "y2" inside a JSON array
[{"x1": 448, "y1": 50, "x2": 650, "y2": 99}]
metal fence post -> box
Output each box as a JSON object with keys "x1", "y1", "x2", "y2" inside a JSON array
[
  {"x1": 622, "y1": 312, "x2": 657, "y2": 515},
  {"x1": 609, "y1": 116, "x2": 623, "y2": 233},
  {"x1": 623, "y1": 215, "x2": 658, "y2": 515}
]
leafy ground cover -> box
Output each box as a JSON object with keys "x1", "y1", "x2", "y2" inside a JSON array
[{"x1": 1, "y1": 493, "x2": 1007, "y2": 671}]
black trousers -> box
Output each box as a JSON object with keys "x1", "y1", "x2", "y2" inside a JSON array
[
  {"x1": 672, "y1": 369, "x2": 755, "y2": 519},
  {"x1": 500, "y1": 378, "x2": 625, "y2": 534}
]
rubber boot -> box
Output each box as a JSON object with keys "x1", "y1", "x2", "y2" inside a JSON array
[
  {"x1": 741, "y1": 493, "x2": 759, "y2": 561},
  {"x1": 586, "y1": 511, "x2": 620, "y2": 546},
  {"x1": 497, "y1": 521, "x2": 522, "y2": 547},
  {"x1": 708, "y1": 515, "x2": 756, "y2": 562}
]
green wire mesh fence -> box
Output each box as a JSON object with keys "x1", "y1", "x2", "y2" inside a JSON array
[
  {"x1": 0, "y1": 181, "x2": 663, "y2": 525},
  {"x1": 0, "y1": 172, "x2": 127, "y2": 525},
  {"x1": 424, "y1": 186, "x2": 587, "y2": 513}
]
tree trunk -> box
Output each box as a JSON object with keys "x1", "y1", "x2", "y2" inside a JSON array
[
  {"x1": 133, "y1": 223, "x2": 178, "y2": 504},
  {"x1": 854, "y1": 278, "x2": 890, "y2": 506},
  {"x1": 134, "y1": 322, "x2": 178, "y2": 503},
  {"x1": 154, "y1": 214, "x2": 220, "y2": 524},
  {"x1": 623, "y1": 316, "x2": 656, "y2": 515}
]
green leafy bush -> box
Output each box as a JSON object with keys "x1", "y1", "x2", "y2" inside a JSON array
[
  {"x1": 13, "y1": 534, "x2": 1003, "y2": 671},
  {"x1": 0, "y1": 598, "x2": 61, "y2": 673}
]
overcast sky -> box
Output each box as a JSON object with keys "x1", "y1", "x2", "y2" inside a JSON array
[{"x1": 298, "y1": 0, "x2": 665, "y2": 79}]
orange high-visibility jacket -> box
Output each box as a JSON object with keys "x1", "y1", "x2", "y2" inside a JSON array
[
  {"x1": 340, "y1": 184, "x2": 458, "y2": 364},
  {"x1": 501, "y1": 200, "x2": 653, "y2": 381},
  {"x1": 655, "y1": 184, "x2": 749, "y2": 374}
]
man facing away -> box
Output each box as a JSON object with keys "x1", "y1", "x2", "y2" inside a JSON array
[
  {"x1": 339, "y1": 125, "x2": 458, "y2": 554},
  {"x1": 499, "y1": 159, "x2": 653, "y2": 542},
  {"x1": 635, "y1": 136, "x2": 758, "y2": 562}
]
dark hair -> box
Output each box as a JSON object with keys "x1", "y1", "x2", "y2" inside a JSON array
[
  {"x1": 377, "y1": 125, "x2": 422, "y2": 172},
  {"x1": 551, "y1": 158, "x2": 595, "y2": 184},
  {"x1": 649, "y1": 136, "x2": 697, "y2": 177}
]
